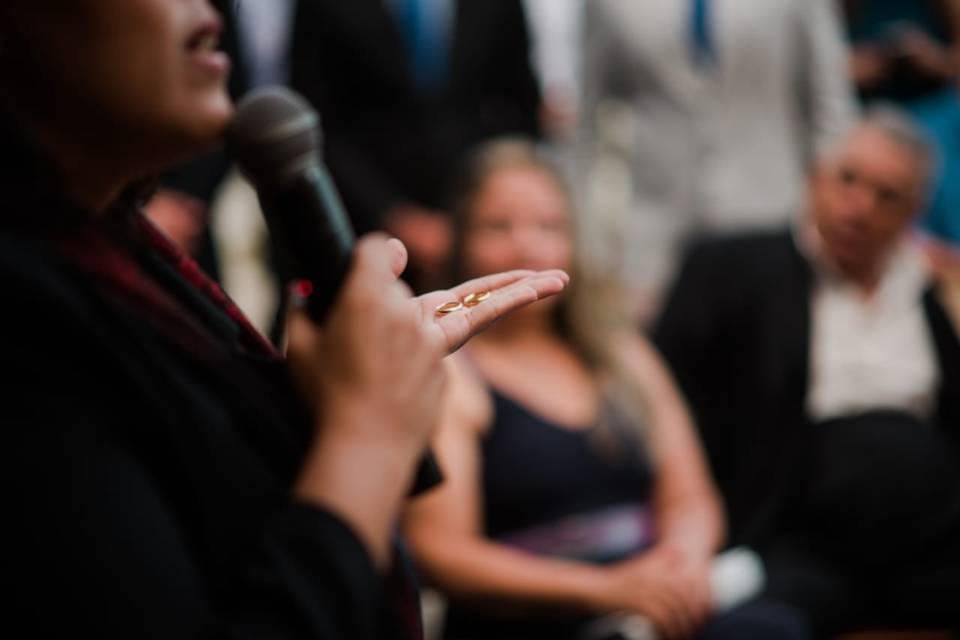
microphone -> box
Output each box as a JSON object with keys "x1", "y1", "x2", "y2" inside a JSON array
[
  {"x1": 228, "y1": 87, "x2": 442, "y2": 495},
  {"x1": 227, "y1": 87, "x2": 352, "y2": 324}
]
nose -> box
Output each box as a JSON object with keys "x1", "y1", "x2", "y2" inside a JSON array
[
  {"x1": 840, "y1": 182, "x2": 878, "y2": 227},
  {"x1": 508, "y1": 224, "x2": 535, "y2": 250},
  {"x1": 506, "y1": 225, "x2": 545, "y2": 266}
]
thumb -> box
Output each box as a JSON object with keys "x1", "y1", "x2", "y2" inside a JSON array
[{"x1": 354, "y1": 233, "x2": 409, "y2": 282}]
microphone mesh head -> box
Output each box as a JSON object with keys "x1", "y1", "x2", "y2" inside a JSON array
[{"x1": 227, "y1": 87, "x2": 322, "y2": 190}]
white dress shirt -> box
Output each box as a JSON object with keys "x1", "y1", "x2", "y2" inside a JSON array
[
  {"x1": 524, "y1": 0, "x2": 584, "y2": 107},
  {"x1": 804, "y1": 233, "x2": 940, "y2": 422}
]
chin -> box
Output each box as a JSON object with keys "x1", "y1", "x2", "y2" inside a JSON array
[
  {"x1": 194, "y1": 92, "x2": 235, "y2": 138},
  {"x1": 170, "y1": 94, "x2": 235, "y2": 154}
]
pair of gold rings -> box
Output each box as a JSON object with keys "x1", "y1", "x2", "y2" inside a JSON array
[{"x1": 435, "y1": 290, "x2": 491, "y2": 316}]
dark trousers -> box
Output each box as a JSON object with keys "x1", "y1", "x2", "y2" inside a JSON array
[{"x1": 759, "y1": 412, "x2": 960, "y2": 637}]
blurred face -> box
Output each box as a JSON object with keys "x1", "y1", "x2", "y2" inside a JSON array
[
  {"x1": 811, "y1": 126, "x2": 926, "y2": 277},
  {"x1": 2, "y1": 0, "x2": 232, "y2": 169},
  {"x1": 462, "y1": 166, "x2": 575, "y2": 283}
]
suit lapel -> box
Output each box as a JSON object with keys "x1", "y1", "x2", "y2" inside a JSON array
[
  {"x1": 923, "y1": 287, "x2": 960, "y2": 432},
  {"x1": 758, "y1": 232, "x2": 813, "y2": 423},
  {"x1": 782, "y1": 234, "x2": 813, "y2": 414}
]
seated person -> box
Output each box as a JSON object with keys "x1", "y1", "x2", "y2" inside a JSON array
[
  {"x1": 654, "y1": 107, "x2": 960, "y2": 635},
  {"x1": 404, "y1": 140, "x2": 809, "y2": 640}
]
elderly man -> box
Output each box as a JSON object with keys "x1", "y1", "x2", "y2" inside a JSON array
[{"x1": 654, "y1": 109, "x2": 960, "y2": 634}]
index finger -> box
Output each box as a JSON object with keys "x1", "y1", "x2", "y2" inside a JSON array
[{"x1": 447, "y1": 269, "x2": 566, "y2": 299}]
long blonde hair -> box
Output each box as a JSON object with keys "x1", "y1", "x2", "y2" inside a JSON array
[{"x1": 448, "y1": 139, "x2": 652, "y2": 451}]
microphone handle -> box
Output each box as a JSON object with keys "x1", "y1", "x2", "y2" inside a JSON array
[
  {"x1": 258, "y1": 167, "x2": 443, "y2": 496},
  {"x1": 260, "y1": 165, "x2": 353, "y2": 325}
]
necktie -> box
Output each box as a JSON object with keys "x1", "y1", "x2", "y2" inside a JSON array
[
  {"x1": 690, "y1": 0, "x2": 717, "y2": 67},
  {"x1": 398, "y1": 0, "x2": 448, "y2": 90}
]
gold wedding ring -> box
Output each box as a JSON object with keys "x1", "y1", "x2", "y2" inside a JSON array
[
  {"x1": 463, "y1": 291, "x2": 491, "y2": 307},
  {"x1": 435, "y1": 301, "x2": 464, "y2": 316},
  {"x1": 436, "y1": 291, "x2": 491, "y2": 316}
]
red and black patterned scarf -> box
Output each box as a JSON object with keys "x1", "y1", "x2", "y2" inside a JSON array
[{"x1": 55, "y1": 209, "x2": 279, "y2": 362}]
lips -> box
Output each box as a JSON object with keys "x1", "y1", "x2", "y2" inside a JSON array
[{"x1": 186, "y1": 18, "x2": 230, "y2": 76}]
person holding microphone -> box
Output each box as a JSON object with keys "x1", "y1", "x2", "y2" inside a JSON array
[{"x1": 0, "y1": 1, "x2": 566, "y2": 638}]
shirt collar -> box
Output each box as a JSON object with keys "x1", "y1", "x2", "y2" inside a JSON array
[{"x1": 793, "y1": 216, "x2": 931, "y2": 295}]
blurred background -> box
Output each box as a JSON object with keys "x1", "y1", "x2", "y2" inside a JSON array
[
  {"x1": 147, "y1": 1, "x2": 960, "y2": 638},
  {"x1": 149, "y1": 0, "x2": 959, "y2": 331}
]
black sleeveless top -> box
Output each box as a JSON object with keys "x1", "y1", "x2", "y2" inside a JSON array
[{"x1": 443, "y1": 382, "x2": 656, "y2": 640}]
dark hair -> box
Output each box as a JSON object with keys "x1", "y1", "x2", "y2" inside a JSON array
[
  {"x1": 0, "y1": 5, "x2": 156, "y2": 225},
  {"x1": 0, "y1": 104, "x2": 154, "y2": 233}
]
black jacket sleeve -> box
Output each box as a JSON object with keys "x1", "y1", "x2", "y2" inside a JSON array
[
  {"x1": 3, "y1": 245, "x2": 386, "y2": 640},
  {"x1": 12, "y1": 421, "x2": 383, "y2": 639}
]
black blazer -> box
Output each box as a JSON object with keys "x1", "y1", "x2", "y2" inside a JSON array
[
  {"x1": 290, "y1": 0, "x2": 541, "y2": 233},
  {"x1": 653, "y1": 230, "x2": 960, "y2": 547}
]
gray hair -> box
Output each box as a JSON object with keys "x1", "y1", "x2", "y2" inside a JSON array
[{"x1": 859, "y1": 104, "x2": 938, "y2": 186}]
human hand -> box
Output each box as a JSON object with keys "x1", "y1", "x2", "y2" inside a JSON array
[
  {"x1": 851, "y1": 45, "x2": 892, "y2": 89},
  {"x1": 896, "y1": 29, "x2": 955, "y2": 81},
  {"x1": 287, "y1": 234, "x2": 567, "y2": 565},
  {"x1": 287, "y1": 234, "x2": 569, "y2": 421},
  {"x1": 658, "y1": 543, "x2": 714, "y2": 631},
  {"x1": 596, "y1": 545, "x2": 711, "y2": 640}
]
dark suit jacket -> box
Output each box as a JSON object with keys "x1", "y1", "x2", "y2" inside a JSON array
[
  {"x1": 290, "y1": 0, "x2": 541, "y2": 234},
  {"x1": 653, "y1": 230, "x2": 960, "y2": 548}
]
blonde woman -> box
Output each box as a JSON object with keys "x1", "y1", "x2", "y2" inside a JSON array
[{"x1": 404, "y1": 140, "x2": 806, "y2": 640}]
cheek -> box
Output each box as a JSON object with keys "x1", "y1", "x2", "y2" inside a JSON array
[
  {"x1": 74, "y1": 6, "x2": 229, "y2": 145},
  {"x1": 114, "y1": 36, "x2": 229, "y2": 137}
]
